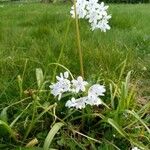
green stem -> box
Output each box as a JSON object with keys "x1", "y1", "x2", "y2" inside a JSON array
[
  {"x1": 7, "y1": 97, "x2": 31, "y2": 108},
  {"x1": 74, "y1": 0, "x2": 84, "y2": 77},
  {"x1": 23, "y1": 95, "x2": 37, "y2": 141}
]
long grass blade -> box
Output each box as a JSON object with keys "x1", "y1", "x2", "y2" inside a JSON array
[
  {"x1": 43, "y1": 122, "x2": 64, "y2": 150},
  {"x1": 36, "y1": 68, "x2": 44, "y2": 89},
  {"x1": 125, "y1": 110, "x2": 150, "y2": 134},
  {"x1": 0, "y1": 107, "x2": 8, "y2": 123},
  {"x1": 107, "y1": 118, "x2": 127, "y2": 137}
]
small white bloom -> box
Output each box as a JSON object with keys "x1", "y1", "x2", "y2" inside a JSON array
[
  {"x1": 72, "y1": 76, "x2": 88, "y2": 93},
  {"x1": 50, "y1": 72, "x2": 71, "y2": 100},
  {"x1": 103, "y1": 13, "x2": 112, "y2": 20},
  {"x1": 50, "y1": 83, "x2": 62, "y2": 99},
  {"x1": 98, "y1": 2, "x2": 109, "y2": 14},
  {"x1": 56, "y1": 71, "x2": 69, "y2": 81},
  {"x1": 86, "y1": 94, "x2": 102, "y2": 106},
  {"x1": 65, "y1": 97, "x2": 87, "y2": 109},
  {"x1": 86, "y1": 0, "x2": 99, "y2": 11},
  {"x1": 86, "y1": 9, "x2": 99, "y2": 23},
  {"x1": 86, "y1": 84, "x2": 105, "y2": 106},
  {"x1": 88, "y1": 84, "x2": 106, "y2": 97},
  {"x1": 131, "y1": 147, "x2": 141, "y2": 150},
  {"x1": 91, "y1": 21, "x2": 98, "y2": 31},
  {"x1": 50, "y1": 80, "x2": 71, "y2": 100},
  {"x1": 97, "y1": 19, "x2": 111, "y2": 32},
  {"x1": 64, "y1": 71, "x2": 69, "y2": 78},
  {"x1": 70, "y1": 0, "x2": 87, "y2": 19}
]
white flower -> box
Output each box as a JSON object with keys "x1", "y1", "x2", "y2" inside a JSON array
[
  {"x1": 98, "y1": 2, "x2": 109, "y2": 14},
  {"x1": 72, "y1": 76, "x2": 88, "y2": 93},
  {"x1": 56, "y1": 71, "x2": 69, "y2": 81},
  {"x1": 50, "y1": 72, "x2": 106, "y2": 109},
  {"x1": 86, "y1": 0, "x2": 99, "y2": 11},
  {"x1": 50, "y1": 83, "x2": 62, "y2": 100},
  {"x1": 131, "y1": 147, "x2": 141, "y2": 150},
  {"x1": 88, "y1": 84, "x2": 106, "y2": 97},
  {"x1": 103, "y1": 13, "x2": 112, "y2": 20},
  {"x1": 85, "y1": 84, "x2": 105, "y2": 106},
  {"x1": 50, "y1": 72, "x2": 71, "y2": 100},
  {"x1": 70, "y1": 0, "x2": 87, "y2": 18},
  {"x1": 86, "y1": 9, "x2": 100, "y2": 23},
  {"x1": 91, "y1": 21, "x2": 98, "y2": 31},
  {"x1": 96, "y1": 19, "x2": 111, "y2": 32},
  {"x1": 87, "y1": 2, "x2": 111, "y2": 31},
  {"x1": 86, "y1": 1, "x2": 107, "y2": 21},
  {"x1": 65, "y1": 97, "x2": 87, "y2": 109},
  {"x1": 70, "y1": 0, "x2": 111, "y2": 32},
  {"x1": 65, "y1": 92, "x2": 104, "y2": 110},
  {"x1": 65, "y1": 83, "x2": 106, "y2": 109},
  {"x1": 50, "y1": 80, "x2": 71, "y2": 100},
  {"x1": 86, "y1": 94, "x2": 102, "y2": 106}
]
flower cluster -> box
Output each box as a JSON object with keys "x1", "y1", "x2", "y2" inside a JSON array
[
  {"x1": 50, "y1": 72, "x2": 71, "y2": 100},
  {"x1": 70, "y1": 0, "x2": 111, "y2": 32},
  {"x1": 50, "y1": 72, "x2": 106, "y2": 109}
]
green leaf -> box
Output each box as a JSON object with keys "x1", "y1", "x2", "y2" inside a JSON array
[
  {"x1": 107, "y1": 118, "x2": 127, "y2": 138},
  {"x1": 107, "y1": 118, "x2": 149, "y2": 150},
  {"x1": 0, "y1": 107, "x2": 8, "y2": 123},
  {"x1": 10, "y1": 112, "x2": 24, "y2": 128},
  {"x1": 36, "y1": 68, "x2": 44, "y2": 89},
  {"x1": 10, "y1": 102, "x2": 32, "y2": 128},
  {"x1": 129, "y1": 139, "x2": 149, "y2": 150},
  {"x1": 43, "y1": 122, "x2": 64, "y2": 150},
  {"x1": 125, "y1": 110, "x2": 150, "y2": 134}
]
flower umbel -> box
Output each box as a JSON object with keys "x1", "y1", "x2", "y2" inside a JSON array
[
  {"x1": 71, "y1": 0, "x2": 111, "y2": 32},
  {"x1": 50, "y1": 72, "x2": 106, "y2": 109}
]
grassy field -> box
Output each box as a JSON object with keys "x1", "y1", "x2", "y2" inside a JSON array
[{"x1": 0, "y1": 2, "x2": 150, "y2": 150}]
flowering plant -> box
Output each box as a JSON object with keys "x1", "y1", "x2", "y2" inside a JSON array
[{"x1": 50, "y1": 71, "x2": 106, "y2": 109}]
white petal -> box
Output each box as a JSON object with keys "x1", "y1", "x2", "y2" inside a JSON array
[
  {"x1": 77, "y1": 76, "x2": 83, "y2": 82},
  {"x1": 64, "y1": 71, "x2": 69, "y2": 78}
]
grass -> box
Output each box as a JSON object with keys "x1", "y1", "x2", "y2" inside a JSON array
[{"x1": 0, "y1": 2, "x2": 150, "y2": 150}]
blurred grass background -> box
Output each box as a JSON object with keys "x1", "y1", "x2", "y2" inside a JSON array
[{"x1": 0, "y1": 3, "x2": 150, "y2": 105}]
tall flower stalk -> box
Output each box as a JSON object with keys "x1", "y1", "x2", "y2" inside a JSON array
[
  {"x1": 73, "y1": 0, "x2": 84, "y2": 78},
  {"x1": 71, "y1": 0, "x2": 111, "y2": 77}
]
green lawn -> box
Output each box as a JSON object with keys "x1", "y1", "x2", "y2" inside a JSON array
[{"x1": 0, "y1": 3, "x2": 150, "y2": 150}]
